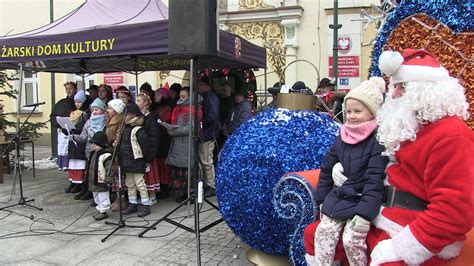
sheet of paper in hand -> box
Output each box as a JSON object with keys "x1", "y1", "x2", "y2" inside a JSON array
[
  {"x1": 56, "y1": 117, "x2": 76, "y2": 133},
  {"x1": 157, "y1": 119, "x2": 180, "y2": 130}
]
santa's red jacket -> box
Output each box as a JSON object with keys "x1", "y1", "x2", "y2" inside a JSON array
[{"x1": 373, "y1": 116, "x2": 474, "y2": 264}]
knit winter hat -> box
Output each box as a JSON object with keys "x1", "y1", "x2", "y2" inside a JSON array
[
  {"x1": 108, "y1": 99, "x2": 126, "y2": 114},
  {"x1": 73, "y1": 90, "x2": 86, "y2": 103},
  {"x1": 157, "y1": 88, "x2": 171, "y2": 99},
  {"x1": 378, "y1": 49, "x2": 450, "y2": 84},
  {"x1": 126, "y1": 103, "x2": 142, "y2": 116},
  {"x1": 89, "y1": 131, "x2": 109, "y2": 148},
  {"x1": 90, "y1": 98, "x2": 107, "y2": 111},
  {"x1": 344, "y1": 77, "x2": 386, "y2": 116}
]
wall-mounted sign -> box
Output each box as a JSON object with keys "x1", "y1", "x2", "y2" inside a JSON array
[
  {"x1": 329, "y1": 56, "x2": 359, "y2": 66},
  {"x1": 329, "y1": 67, "x2": 360, "y2": 77},
  {"x1": 337, "y1": 35, "x2": 352, "y2": 54}
]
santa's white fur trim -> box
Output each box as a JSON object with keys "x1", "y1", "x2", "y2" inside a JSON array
[
  {"x1": 379, "y1": 51, "x2": 403, "y2": 76},
  {"x1": 305, "y1": 253, "x2": 317, "y2": 266},
  {"x1": 390, "y1": 65, "x2": 450, "y2": 84},
  {"x1": 438, "y1": 241, "x2": 463, "y2": 260},
  {"x1": 392, "y1": 226, "x2": 434, "y2": 264},
  {"x1": 374, "y1": 209, "x2": 466, "y2": 262},
  {"x1": 373, "y1": 207, "x2": 404, "y2": 237}
]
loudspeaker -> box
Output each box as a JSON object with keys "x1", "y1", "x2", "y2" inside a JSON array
[{"x1": 168, "y1": 0, "x2": 218, "y2": 57}]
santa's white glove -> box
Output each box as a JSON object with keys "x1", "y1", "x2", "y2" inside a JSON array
[
  {"x1": 332, "y1": 162, "x2": 347, "y2": 187},
  {"x1": 347, "y1": 215, "x2": 370, "y2": 234},
  {"x1": 370, "y1": 239, "x2": 402, "y2": 266}
]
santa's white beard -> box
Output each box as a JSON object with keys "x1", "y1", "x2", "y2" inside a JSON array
[{"x1": 376, "y1": 79, "x2": 469, "y2": 161}]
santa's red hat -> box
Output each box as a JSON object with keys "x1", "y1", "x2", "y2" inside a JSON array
[{"x1": 378, "y1": 49, "x2": 450, "y2": 84}]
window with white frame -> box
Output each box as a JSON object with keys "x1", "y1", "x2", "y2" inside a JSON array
[
  {"x1": 20, "y1": 70, "x2": 39, "y2": 111},
  {"x1": 73, "y1": 74, "x2": 95, "y2": 91}
]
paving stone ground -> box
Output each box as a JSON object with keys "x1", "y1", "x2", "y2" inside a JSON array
[{"x1": 0, "y1": 146, "x2": 254, "y2": 265}]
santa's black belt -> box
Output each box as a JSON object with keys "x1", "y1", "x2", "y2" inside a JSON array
[{"x1": 383, "y1": 186, "x2": 428, "y2": 211}]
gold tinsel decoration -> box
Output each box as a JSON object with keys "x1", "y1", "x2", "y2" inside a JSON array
[{"x1": 384, "y1": 14, "x2": 474, "y2": 129}]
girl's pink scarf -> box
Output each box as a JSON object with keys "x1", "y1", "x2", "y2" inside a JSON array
[{"x1": 340, "y1": 120, "x2": 377, "y2": 144}]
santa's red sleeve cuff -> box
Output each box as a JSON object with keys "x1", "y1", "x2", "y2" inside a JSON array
[{"x1": 392, "y1": 226, "x2": 434, "y2": 264}]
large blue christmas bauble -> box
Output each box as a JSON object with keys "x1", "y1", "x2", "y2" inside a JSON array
[{"x1": 216, "y1": 108, "x2": 339, "y2": 257}]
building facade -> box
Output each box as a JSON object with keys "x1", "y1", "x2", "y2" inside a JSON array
[{"x1": 0, "y1": 0, "x2": 380, "y2": 145}]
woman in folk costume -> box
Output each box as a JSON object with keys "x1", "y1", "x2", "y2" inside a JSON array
[
  {"x1": 51, "y1": 81, "x2": 77, "y2": 171},
  {"x1": 136, "y1": 94, "x2": 163, "y2": 205},
  {"x1": 154, "y1": 87, "x2": 174, "y2": 199},
  {"x1": 70, "y1": 98, "x2": 107, "y2": 200},
  {"x1": 64, "y1": 90, "x2": 88, "y2": 195},
  {"x1": 105, "y1": 99, "x2": 127, "y2": 211},
  {"x1": 166, "y1": 87, "x2": 203, "y2": 203},
  {"x1": 87, "y1": 131, "x2": 115, "y2": 221},
  {"x1": 119, "y1": 104, "x2": 151, "y2": 217}
]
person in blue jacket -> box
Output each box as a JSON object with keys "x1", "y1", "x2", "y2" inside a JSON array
[{"x1": 308, "y1": 77, "x2": 389, "y2": 266}]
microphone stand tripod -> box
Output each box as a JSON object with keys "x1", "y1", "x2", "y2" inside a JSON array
[
  {"x1": 0, "y1": 104, "x2": 43, "y2": 212},
  {"x1": 101, "y1": 108, "x2": 155, "y2": 242}
]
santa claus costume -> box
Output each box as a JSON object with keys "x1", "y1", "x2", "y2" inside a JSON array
[{"x1": 304, "y1": 49, "x2": 473, "y2": 265}]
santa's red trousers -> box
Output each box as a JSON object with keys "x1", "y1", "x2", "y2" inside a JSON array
[{"x1": 304, "y1": 220, "x2": 444, "y2": 265}]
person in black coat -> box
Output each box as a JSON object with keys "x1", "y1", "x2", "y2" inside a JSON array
[
  {"x1": 216, "y1": 82, "x2": 235, "y2": 153},
  {"x1": 307, "y1": 77, "x2": 388, "y2": 265},
  {"x1": 119, "y1": 104, "x2": 151, "y2": 217},
  {"x1": 315, "y1": 78, "x2": 345, "y2": 123},
  {"x1": 51, "y1": 81, "x2": 77, "y2": 171},
  {"x1": 222, "y1": 88, "x2": 252, "y2": 137},
  {"x1": 197, "y1": 77, "x2": 220, "y2": 196}
]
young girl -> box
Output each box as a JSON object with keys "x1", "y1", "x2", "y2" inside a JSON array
[
  {"x1": 65, "y1": 90, "x2": 88, "y2": 194},
  {"x1": 306, "y1": 77, "x2": 388, "y2": 265},
  {"x1": 105, "y1": 99, "x2": 126, "y2": 211},
  {"x1": 154, "y1": 88, "x2": 173, "y2": 199},
  {"x1": 119, "y1": 104, "x2": 151, "y2": 217},
  {"x1": 166, "y1": 87, "x2": 202, "y2": 203},
  {"x1": 71, "y1": 98, "x2": 107, "y2": 199},
  {"x1": 115, "y1": 86, "x2": 132, "y2": 105},
  {"x1": 136, "y1": 94, "x2": 162, "y2": 205},
  {"x1": 87, "y1": 131, "x2": 115, "y2": 221}
]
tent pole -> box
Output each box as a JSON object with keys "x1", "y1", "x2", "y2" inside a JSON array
[
  {"x1": 50, "y1": 0, "x2": 57, "y2": 158},
  {"x1": 16, "y1": 64, "x2": 23, "y2": 136},
  {"x1": 192, "y1": 56, "x2": 202, "y2": 266},
  {"x1": 187, "y1": 60, "x2": 194, "y2": 217},
  {"x1": 135, "y1": 72, "x2": 138, "y2": 101},
  {"x1": 134, "y1": 57, "x2": 139, "y2": 102}
]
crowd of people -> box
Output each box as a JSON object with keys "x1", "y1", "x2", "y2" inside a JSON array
[
  {"x1": 50, "y1": 77, "x2": 255, "y2": 220},
  {"x1": 48, "y1": 48, "x2": 472, "y2": 265}
]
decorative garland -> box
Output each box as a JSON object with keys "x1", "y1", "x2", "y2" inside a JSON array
[
  {"x1": 369, "y1": 1, "x2": 473, "y2": 128},
  {"x1": 200, "y1": 68, "x2": 257, "y2": 106}
]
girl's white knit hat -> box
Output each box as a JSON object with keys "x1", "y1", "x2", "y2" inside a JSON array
[
  {"x1": 108, "y1": 99, "x2": 125, "y2": 114},
  {"x1": 344, "y1": 77, "x2": 386, "y2": 116}
]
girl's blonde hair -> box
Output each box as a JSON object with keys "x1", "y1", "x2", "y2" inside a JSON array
[{"x1": 137, "y1": 93, "x2": 152, "y2": 106}]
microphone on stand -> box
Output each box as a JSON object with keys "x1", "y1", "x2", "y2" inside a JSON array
[{"x1": 22, "y1": 102, "x2": 45, "y2": 108}]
